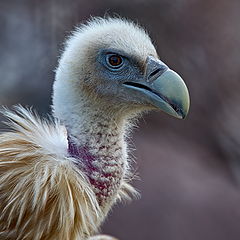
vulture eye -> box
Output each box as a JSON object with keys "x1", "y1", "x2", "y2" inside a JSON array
[{"x1": 106, "y1": 54, "x2": 123, "y2": 69}]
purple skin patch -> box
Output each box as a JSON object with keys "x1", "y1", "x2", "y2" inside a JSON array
[
  {"x1": 68, "y1": 137, "x2": 97, "y2": 171},
  {"x1": 68, "y1": 136, "x2": 119, "y2": 205}
]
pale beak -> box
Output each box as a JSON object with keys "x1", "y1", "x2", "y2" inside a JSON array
[{"x1": 123, "y1": 56, "x2": 190, "y2": 119}]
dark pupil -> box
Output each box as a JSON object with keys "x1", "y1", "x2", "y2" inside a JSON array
[{"x1": 109, "y1": 55, "x2": 122, "y2": 66}]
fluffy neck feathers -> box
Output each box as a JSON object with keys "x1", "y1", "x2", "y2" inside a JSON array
[{"x1": 64, "y1": 102, "x2": 129, "y2": 206}]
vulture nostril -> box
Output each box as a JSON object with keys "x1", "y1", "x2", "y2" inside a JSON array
[
  {"x1": 147, "y1": 66, "x2": 168, "y2": 82},
  {"x1": 148, "y1": 68, "x2": 161, "y2": 79},
  {"x1": 124, "y1": 82, "x2": 153, "y2": 92}
]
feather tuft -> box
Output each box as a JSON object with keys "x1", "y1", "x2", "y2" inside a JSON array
[{"x1": 0, "y1": 106, "x2": 104, "y2": 240}]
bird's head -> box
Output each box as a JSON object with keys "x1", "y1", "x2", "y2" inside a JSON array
[{"x1": 53, "y1": 17, "x2": 190, "y2": 120}]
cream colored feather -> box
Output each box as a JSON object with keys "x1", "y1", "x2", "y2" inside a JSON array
[
  {"x1": 0, "y1": 107, "x2": 99, "y2": 239},
  {"x1": 0, "y1": 106, "x2": 135, "y2": 239}
]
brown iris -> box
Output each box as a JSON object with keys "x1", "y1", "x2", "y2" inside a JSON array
[{"x1": 107, "y1": 55, "x2": 123, "y2": 68}]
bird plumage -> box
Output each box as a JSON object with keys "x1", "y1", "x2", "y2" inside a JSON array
[
  {"x1": 0, "y1": 107, "x2": 100, "y2": 239},
  {"x1": 0, "y1": 107, "x2": 136, "y2": 239},
  {"x1": 0, "y1": 17, "x2": 189, "y2": 239}
]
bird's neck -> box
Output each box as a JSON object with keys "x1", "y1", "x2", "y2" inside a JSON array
[{"x1": 65, "y1": 105, "x2": 129, "y2": 206}]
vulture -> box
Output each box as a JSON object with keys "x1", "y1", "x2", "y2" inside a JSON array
[{"x1": 0, "y1": 17, "x2": 190, "y2": 240}]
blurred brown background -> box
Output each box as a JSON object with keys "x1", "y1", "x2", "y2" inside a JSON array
[{"x1": 1, "y1": 0, "x2": 240, "y2": 239}]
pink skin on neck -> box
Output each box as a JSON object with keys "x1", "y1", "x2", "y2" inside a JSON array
[{"x1": 68, "y1": 136, "x2": 122, "y2": 205}]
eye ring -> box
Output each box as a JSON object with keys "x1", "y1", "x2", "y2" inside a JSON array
[{"x1": 106, "y1": 54, "x2": 123, "y2": 69}]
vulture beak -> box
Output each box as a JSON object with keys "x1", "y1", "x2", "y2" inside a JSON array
[{"x1": 123, "y1": 56, "x2": 190, "y2": 119}]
